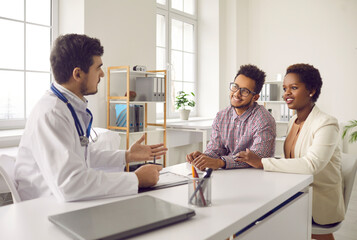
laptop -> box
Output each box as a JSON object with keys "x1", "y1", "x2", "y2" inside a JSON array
[{"x1": 48, "y1": 195, "x2": 195, "y2": 240}]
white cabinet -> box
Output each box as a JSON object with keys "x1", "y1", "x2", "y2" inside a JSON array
[
  {"x1": 237, "y1": 187, "x2": 312, "y2": 240},
  {"x1": 106, "y1": 66, "x2": 167, "y2": 170}
]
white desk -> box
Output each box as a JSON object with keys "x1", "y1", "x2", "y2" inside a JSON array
[
  {"x1": 0, "y1": 164, "x2": 313, "y2": 240},
  {"x1": 166, "y1": 119, "x2": 213, "y2": 151}
]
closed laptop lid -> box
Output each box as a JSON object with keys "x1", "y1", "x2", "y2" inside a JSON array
[{"x1": 48, "y1": 195, "x2": 195, "y2": 240}]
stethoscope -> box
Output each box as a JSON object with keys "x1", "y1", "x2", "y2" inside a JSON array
[{"x1": 50, "y1": 83, "x2": 94, "y2": 147}]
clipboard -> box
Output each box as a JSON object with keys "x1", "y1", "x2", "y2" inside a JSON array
[{"x1": 139, "y1": 171, "x2": 189, "y2": 192}]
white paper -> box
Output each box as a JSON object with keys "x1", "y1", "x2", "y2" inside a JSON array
[{"x1": 155, "y1": 172, "x2": 189, "y2": 187}]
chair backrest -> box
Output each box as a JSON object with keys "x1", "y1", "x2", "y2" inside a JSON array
[
  {"x1": 0, "y1": 154, "x2": 21, "y2": 203},
  {"x1": 341, "y1": 153, "x2": 357, "y2": 209}
]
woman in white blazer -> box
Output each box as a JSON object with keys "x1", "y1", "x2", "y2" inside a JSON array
[{"x1": 237, "y1": 64, "x2": 345, "y2": 240}]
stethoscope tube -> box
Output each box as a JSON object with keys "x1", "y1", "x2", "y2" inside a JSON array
[{"x1": 50, "y1": 83, "x2": 93, "y2": 147}]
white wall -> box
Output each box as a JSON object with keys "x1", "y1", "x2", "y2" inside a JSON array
[
  {"x1": 84, "y1": 0, "x2": 156, "y2": 128},
  {"x1": 59, "y1": 0, "x2": 156, "y2": 128},
  {"x1": 218, "y1": 0, "x2": 240, "y2": 110},
  {"x1": 198, "y1": 0, "x2": 247, "y2": 114},
  {"x1": 241, "y1": 0, "x2": 357, "y2": 124},
  {"x1": 197, "y1": 0, "x2": 220, "y2": 117},
  {"x1": 58, "y1": 0, "x2": 84, "y2": 34}
]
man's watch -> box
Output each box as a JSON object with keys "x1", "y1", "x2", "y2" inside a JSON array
[{"x1": 220, "y1": 157, "x2": 226, "y2": 169}]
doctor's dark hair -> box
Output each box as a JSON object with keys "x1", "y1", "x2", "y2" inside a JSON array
[
  {"x1": 50, "y1": 34, "x2": 104, "y2": 84},
  {"x1": 286, "y1": 63, "x2": 322, "y2": 102},
  {"x1": 235, "y1": 64, "x2": 266, "y2": 94}
]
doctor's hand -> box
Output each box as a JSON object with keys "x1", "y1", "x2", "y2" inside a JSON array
[
  {"x1": 236, "y1": 149, "x2": 263, "y2": 169},
  {"x1": 126, "y1": 135, "x2": 168, "y2": 163},
  {"x1": 190, "y1": 154, "x2": 225, "y2": 171},
  {"x1": 135, "y1": 164, "x2": 162, "y2": 188},
  {"x1": 186, "y1": 151, "x2": 203, "y2": 164}
]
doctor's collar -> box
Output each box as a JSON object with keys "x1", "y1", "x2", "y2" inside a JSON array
[{"x1": 53, "y1": 82, "x2": 88, "y2": 104}]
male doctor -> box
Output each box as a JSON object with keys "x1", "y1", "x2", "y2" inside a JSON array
[{"x1": 15, "y1": 34, "x2": 167, "y2": 202}]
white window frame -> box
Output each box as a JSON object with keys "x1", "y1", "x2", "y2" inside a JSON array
[
  {"x1": 156, "y1": 0, "x2": 197, "y2": 119},
  {"x1": 0, "y1": 0, "x2": 58, "y2": 130}
]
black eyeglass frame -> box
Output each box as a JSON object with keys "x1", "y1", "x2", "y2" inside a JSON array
[{"x1": 229, "y1": 82, "x2": 256, "y2": 97}]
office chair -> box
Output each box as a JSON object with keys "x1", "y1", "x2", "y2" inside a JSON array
[
  {"x1": 0, "y1": 154, "x2": 21, "y2": 203},
  {"x1": 312, "y1": 153, "x2": 357, "y2": 235}
]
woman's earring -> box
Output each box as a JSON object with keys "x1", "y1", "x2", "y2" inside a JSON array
[{"x1": 310, "y1": 94, "x2": 313, "y2": 97}]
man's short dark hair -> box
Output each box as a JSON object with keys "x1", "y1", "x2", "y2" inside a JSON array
[
  {"x1": 50, "y1": 34, "x2": 104, "y2": 84},
  {"x1": 235, "y1": 64, "x2": 266, "y2": 94},
  {"x1": 286, "y1": 63, "x2": 322, "y2": 102}
]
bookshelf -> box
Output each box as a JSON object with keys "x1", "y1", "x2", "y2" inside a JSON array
[
  {"x1": 106, "y1": 66, "x2": 167, "y2": 171},
  {"x1": 258, "y1": 81, "x2": 295, "y2": 158}
]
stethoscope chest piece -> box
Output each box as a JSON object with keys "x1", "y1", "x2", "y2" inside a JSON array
[{"x1": 80, "y1": 136, "x2": 89, "y2": 147}]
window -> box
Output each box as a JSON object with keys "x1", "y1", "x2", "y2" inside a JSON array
[
  {"x1": 0, "y1": 0, "x2": 57, "y2": 129},
  {"x1": 157, "y1": 0, "x2": 197, "y2": 118}
]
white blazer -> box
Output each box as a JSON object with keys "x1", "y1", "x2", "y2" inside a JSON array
[{"x1": 262, "y1": 106, "x2": 345, "y2": 224}]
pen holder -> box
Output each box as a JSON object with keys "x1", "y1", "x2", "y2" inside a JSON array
[{"x1": 188, "y1": 176, "x2": 212, "y2": 207}]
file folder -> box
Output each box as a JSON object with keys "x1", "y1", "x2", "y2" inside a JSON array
[
  {"x1": 157, "y1": 77, "x2": 161, "y2": 101},
  {"x1": 134, "y1": 105, "x2": 144, "y2": 132},
  {"x1": 136, "y1": 77, "x2": 157, "y2": 101},
  {"x1": 115, "y1": 104, "x2": 135, "y2": 132},
  {"x1": 265, "y1": 84, "x2": 279, "y2": 101},
  {"x1": 161, "y1": 77, "x2": 165, "y2": 101},
  {"x1": 261, "y1": 84, "x2": 266, "y2": 101}
]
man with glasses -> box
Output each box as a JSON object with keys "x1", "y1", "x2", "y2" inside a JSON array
[{"x1": 186, "y1": 64, "x2": 276, "y2": 170}]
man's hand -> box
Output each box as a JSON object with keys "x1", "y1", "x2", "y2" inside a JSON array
[
  {"x1": 134, "y1": 164, "x2": 163, "y2": 188},
  {"x1": 126, "y1": 135, "x2": 168, "y2": 163},
  {"x1": 186, "y1": 151, "x2": 203, "y2": 164},
  {"x1": 236, "y1": 149, "x2": 263, "y2": 169},
  {"x1": 191, "y1": 154, "x2": 225, "y2": 171}
]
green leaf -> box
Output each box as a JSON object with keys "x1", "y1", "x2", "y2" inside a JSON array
[
  {"x1": 174, "y1": 90, "x2": 196, "y2": 109},
  {"x1": 349, "y1": 131, "x2": 357, "y2": 143},
  {"x1": 342, "y1": 120, "x2": 357, "y2": 143}
]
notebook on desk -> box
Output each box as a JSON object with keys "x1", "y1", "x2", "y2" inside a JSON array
[{"x1": 48, "y1": 195, "x2": 195, "y2": 240}]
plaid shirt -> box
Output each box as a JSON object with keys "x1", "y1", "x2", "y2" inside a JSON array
[{"x1": 204, "y1": 102, "x2": 276, "y2": 169}]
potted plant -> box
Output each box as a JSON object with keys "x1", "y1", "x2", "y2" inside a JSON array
[
  {"x1": 175, "y1": 91, "x2": 195, "y2": 120},
  {"x1": 342, "y1": 120, "x2": 357, "y2": 143}
]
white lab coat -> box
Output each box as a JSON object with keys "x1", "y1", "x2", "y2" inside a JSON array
[{"x1": 15, "y1": 83, "x2": 138, "y2": 202}]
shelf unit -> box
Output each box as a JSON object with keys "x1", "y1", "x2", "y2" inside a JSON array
[
  {"x1": 258, "y1": 81, "x2": 294, "y2": 158},
  {"x1": 107, "y1": 66, "x2": 167, "y2": 171}
]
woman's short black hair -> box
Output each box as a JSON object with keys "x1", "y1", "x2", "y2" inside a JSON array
[
  {"x1": 286, "y1": 63, "x2": 323, "y2": 102},
  {"x1": 50, "y1": 34, "x2": 104, "y2": 84},
  {"x1": 235, "y1": 64, "x2": 266, "y2": 94}
]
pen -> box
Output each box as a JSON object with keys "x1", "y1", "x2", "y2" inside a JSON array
[
  {"x1": 189, "y1": 168, "x2": 212, "y2": 206},
  {"x1": 191, "y1": 166, "x2": 206, "y2": 205},
  {"x1": 191, "y1": 166, "x2": 198, "y2": 204},
  {"x1": 191, "y1": 165, "x2": 196, "y2": 178}
]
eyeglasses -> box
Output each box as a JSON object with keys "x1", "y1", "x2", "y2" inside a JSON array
[{"x1": 229, "y1": 82, "x2": 256, "y2": 97}]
